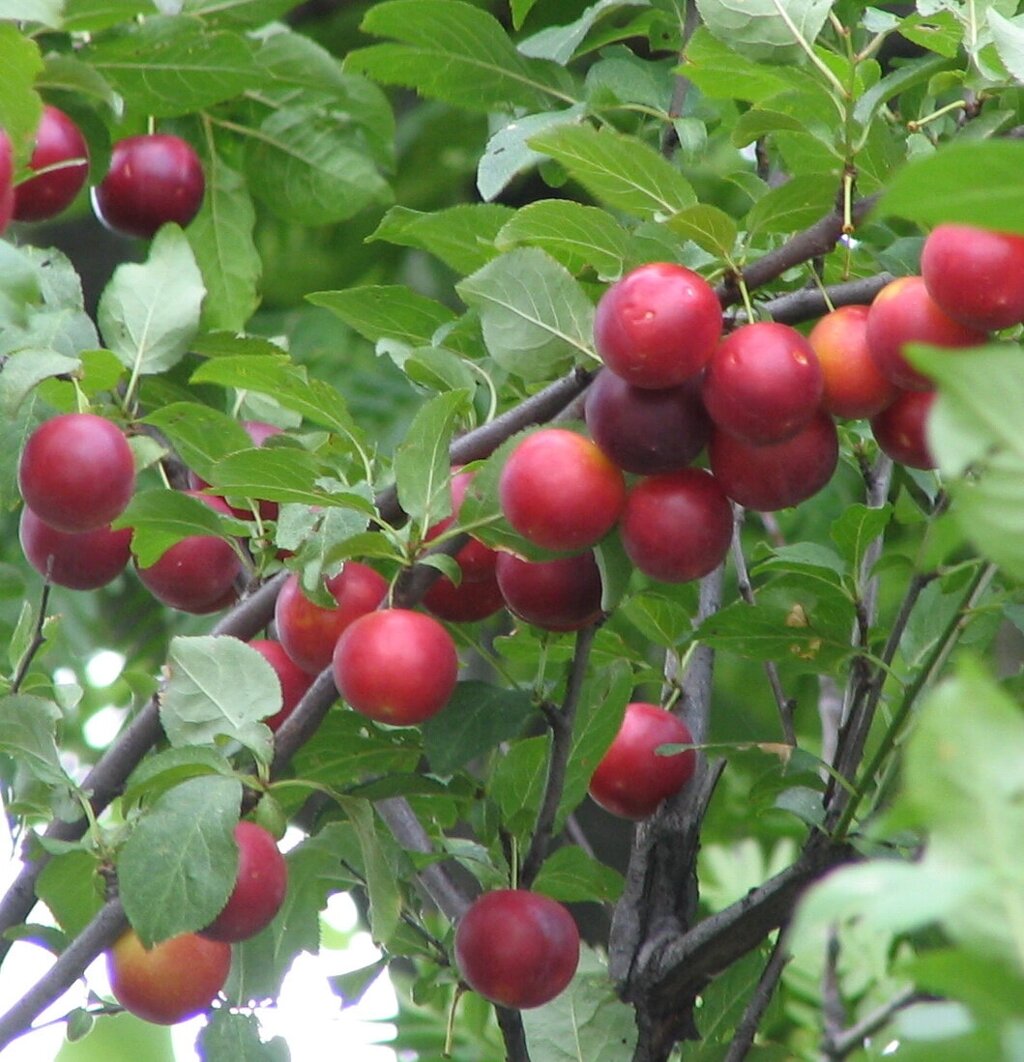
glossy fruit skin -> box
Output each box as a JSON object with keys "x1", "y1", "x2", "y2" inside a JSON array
[
  {"x1": 332, "y1": 608, "x2": 458, "y2": 726},
  {"x1": 620, "y1": 469, "x2": 733, "y2": 584},
  {"x1": 12, "y1": 105, "x2": 89, "y2": 222},
  {"x1": 93, "y1": 134, "x2": 205, "y2": 239},
  {"x1": 584, "y1": 370, "x2": 711, "y2": 475},
  {"x1": 593, "y1": 263, "x2": 722, "y2": 389},
  {"x1": 589, "y1": 703, "x2": 697, "y2": 819},
  {"x1": 709, "y1": 411, "x2": 839, "y2": 512},
  {"x1": 18, "y1": 413, "x2": 136, "y2": 533},
  {"x1": 274, "y1": 564, "x2": 387, "y2": 676},
  {"x1": 135, "y1": 493, "x2": 241, "y2": 613},
  {"x1": 107, "y1": 929, "x2": 231, "y2": 1025},
  {"x1": 199, "y1": 822, "x2": 288, "y2": 943},
  {"x1": 807, "y1": 305, "x2": 897, "y2": 419},
  {"x1": 20, "y1": 507, "x2": 131, "y2": 590},
  {"x1": 454, "y1": 890, "x2": 580, "y2": 1009},
  {"x1": 870, "y1": 388, "x2": 936, "y2": 470},
  {"x1": 499, "y1": 429, "x2": 626, "y2": 552},
  {"x1": 423, "y1": 570, "x2": 506, "y2": 623},
  {"x1": 866, "y1": 275, "x2": 987, "y2": 391},
  {"x1": 921, "y1": 223, "x2": 1024, "y2": 331},
  {"x1": 424, "y1": 470, "x2": 498, "y2": 583},
  {"x1": 495, "y1": 550, "x2": 603, "y2": 632},
  {"x1": 248, "y1": 639, "x2": 315, "y2": 732},
  {"x1": 0, "y1": 128, "x2": 13, "y2": 232},
  {"x1": 702, "y1": 322, "x2": 824, "y2": 445}
]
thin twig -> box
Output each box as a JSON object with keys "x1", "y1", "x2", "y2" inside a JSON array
[
  {"x1": 9, "y1": 582, "x2": 52, "y2": 694},
  {"x1": 721, "y1": 932, "x2": 791, "y2": 1062},
  {"x1": 520, "y1": 623, "x2": 598, "y2": 888},
  {"x1": 824, "y1": 987, "x2": 922, "y2": 1059}
]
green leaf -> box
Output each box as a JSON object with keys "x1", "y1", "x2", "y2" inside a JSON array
[
  {"x1": 368, "y1": 204, "x2": 514, "y2": 275},
  {"x1": 914, "y1": 344, "x2": 1024, "y2": 580},
  {"x1": 0, "y1": 25, "x2": 43, "y2": 160},
  {"x1": 115, "y1": 488, "x2": 250, "y2": 568},
  {"x1": 477, "y1": 106, "x2": 586, "y2": 202},
  {"x1": 529, "y1": 123, "x2": 696, "y2": 219},
  {"x1": 188, "y1": 157, "x2": 260, "y2": 333},
  {"x1": 337, "y1": 796, "x2": 402, "y2": 945},
  {"x1": 394, "y1": 390, "x2": 472, "y2": 527},
  {"x1": 0, "y1": 695, "x2": 71, "y2": 790},
  {"x1": 244, "y1": 105, "x2": 392, "y2": 226},
  {"x1": 308, "y1": 286, "x2": 456, "y2": 346},
  {"x1": 211, "y1": 448, "x2": 371, "y2": 514},
  {"x1": 291, "y1": 711, "x2": 420, "y2": 792},
  {"x1": 422, "y1": 681, "x2": 536, "y2": 774},
  {"x1": 830, "y1": 503, "x2": 893, "y2": 575},
  {"x1": 346, "y1": 0, "x2": 576, "y2": 112},
  {"x1": 745, "y1": 173, "x2": 838, "y2": 235},
  {"x1": 695, "y1": 0, "x2": 834, "y2": 63},
  {"x1": 118, "y1": 775, "x2": 242, "y2": 947},
  {"x1": 37, "y1": 851, "x2": 103, "y2": 939},
  {"x1": 82, "y1": 17, "x2": 258, "y2": 117},
  {"x1": 666, "y1": 203, "x2": 738, "y2": 258},
  {"x1": 522, "y1": 949, "x2": 638, "y2": 1060},
  {"x1": 457, "y1": 248, "x2": 596, "y2": 381},
  {"x1": 198, "y1": 1010, "x2": 289, "y2": 1062},
  {"x1": 682, "y1": 27, "x2": 793, "y2": 102},
  {"x1": 559, "y1": 660, "x2": 632, "y2": 825},
  {"x1": 97, "y1": 226, "x2": 205, "y2": 376},
  {"x1": 0, "y1": 0, "x2": 62, "y2": 27},
  {"x1": 876, "y1": 140, "x2": 1024, "y2": 233},
  {"x1": 533, "y1": 846, "x2": 624, "y2": 903},
  {"x1": 496, "y1": 200, "x2": 636, "y2": 280},
  {"x1": 696, "y1": 599, "x2": 854, "y2": 674},
  {"x1": 161, "y1": 636, "x2": 280, "y2": 766},
  {"x1": 122, "y1": 746, "x2": 238, "y2": 808},
  {"x1": 191, "y1": 356, "x2": 365, "y2": 442},
  {"x1": 142, "y1": 402, "x2": 253, "y2": 483},
  {"x1": 0, "y1": 350, "x2": 80, "y2": 418},
  {"x1": 518, "y1": 0, "x2": 650, "y2": 65}
]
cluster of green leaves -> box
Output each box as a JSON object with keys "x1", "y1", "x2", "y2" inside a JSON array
[{"x1": 5, "y1": 0, "x2": 1024, "y2": 1059}]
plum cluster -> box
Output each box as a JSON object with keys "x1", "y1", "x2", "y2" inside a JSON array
[{"x1": 0, "y1": 108, "x2": 203, "y2": 237}]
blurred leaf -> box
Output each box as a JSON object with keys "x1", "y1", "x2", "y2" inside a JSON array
[
  {"x1": 530, "y1": 124, "x2": 696, "y2": 219},
  {"x1": 682, "y1": 27, "x2": 793, "y2": 101},
  {"x1": 877, "y1": 141, "x2": 1024, "y2": 232},
  {"x1": 916, "y1": 344, "x2": 1024, "y2": 580},
  {"x1": 161, "y1": 635, "x2": 279, "y2": 765},
  {"x1": 97, "y1": 226, "x2": 205, "y2": 376},
  {"x1": 457, "y1": 248, "x2": 595, "y2": 381},
  {"x1": 422, "y1": 681, "x2": 536, "y2": 774},
  {"x1": 118, "y1": 774, "x2": 241, "y2": 946},
  {"x1": 0, "y1": 25, "x2": 42, "y2": 159}
]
